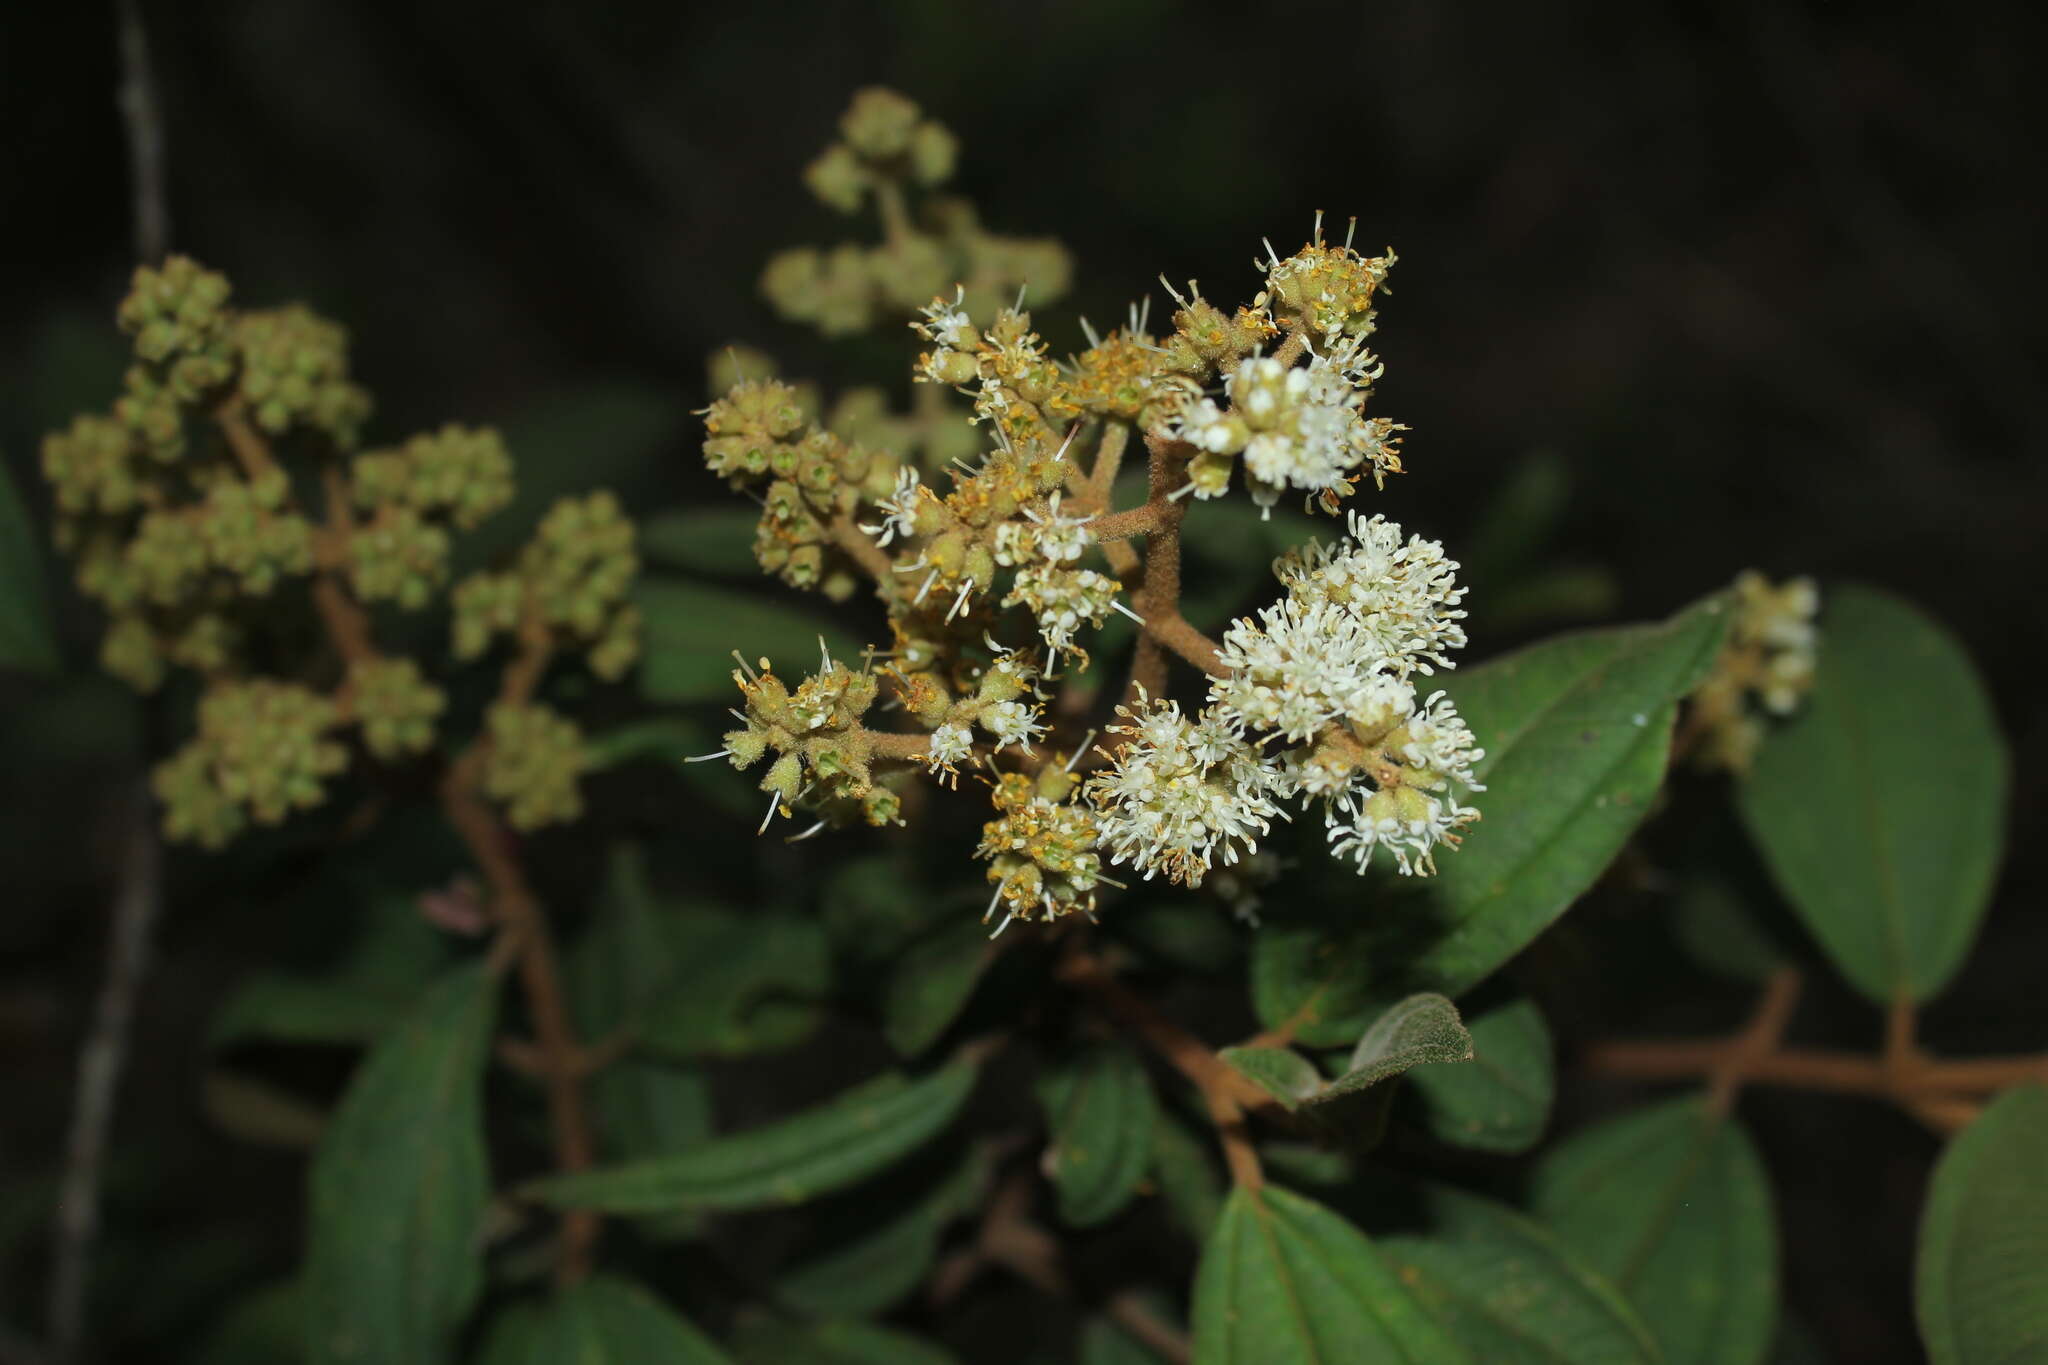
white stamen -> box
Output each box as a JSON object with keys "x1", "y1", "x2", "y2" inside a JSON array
[
  {"x1": 1111, "y1": 600, "x2": 1146, "y2": 625},
  {"x1": 757, "y1": 789, "x2": 783, "y2": 835},
  {"x1": 685, "y1": 749, "x2": 732, "y2": 764},
  {"x1": 946, "y1": 578, "x2": 976, "y2": 623},
  {"x1": 914, "y1": 569, "x2": 940, "y2": 605}
]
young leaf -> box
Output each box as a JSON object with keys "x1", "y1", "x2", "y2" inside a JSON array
[
  {"x1": 304, "y1": 962, "x2": 497, "y2": 1365},
  {"x1": 1039, "y1": 1043, "x2": 1160, "y2": 1227},
  {"x1": 1192, "y1": 1184, "x2": 1471, "y2": 1365},
  {"x1": 1739, "y1": 585, "x2": 2008, "y2": 1005},
  {"x1": 883, "y1": 917, "x2": 996, "y2": 1057},
  {"x1": 637, "y1": 576, "x2": 859, "y2": 703},
  {"x1": 1532, "y1": 1095, "x2": 1778, "y2": 1365},
  {"x1": 525, "y1": 1063, "x2": 978, "y2": 1214},
  {"x1": 1315, "y1": 993, "x2": 1472, "y2": 1102},
  {"x1": 732, "y1": 1319, "x2": 958, "y2": 1365},
  {"x1": 1217, "y1": 1046, "x2": 1325, "y2": 1111},
  {"x1": 0, "y1": 457, "x2": 58, "y2": 675},
  {"x1": 1915, "y1": 1083, "x2": 2048, "y2": 1365},
  {"x1": 1381, "y1": 1185, "x2": 1660, "y2": 1365},
  {"x1": 1406, "y1": 997, "x2": 1555, "y2": 1153},
  {"x1": 1254, "y1": 595, "x2": 1731, "y2": 1043},
  {"x1": 476, "y1": 1275, "x2": 732, "y2": 1365}
]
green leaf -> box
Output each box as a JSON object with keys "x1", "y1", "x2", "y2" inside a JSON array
[
  {"x1": 569, "y1": 845, "x2": 829, "y2": 1060},
  {"x1": 775, "y1": 1149, "x2": 984, "y2": 1317},
  {"x1": 1915, "y1": 1083, "x2": 2048, "y2": 1364},
  {"x1": 640, "y1": 506, "x2": 762, "y2": 576},
  {"x1": 1532, "y1": 1096, "x2": 1777, "y2": 1365},
  {"x1": 1151, "y1": 1111, "x2": 1225, "y2": 1240},
  {"x1": 883, "y1": 917, "x2": 996, "y2": 1056},
  {"x1": 526, "y1": 1063, "x2": 978, "y2": 1214},
  {"x1": 733, "y1": 1319, "x2": 957, "y2": 1365},
  {"x1": 637, "y1": 576, "x2": 861, "y2": 704},
  {"x1": 1316, "y1": 993, "x2": 1472, "y2": 1102},
  {"x1": 1080, "y1": 1315, "x2": 1164, "y2": 1365},
  {"x1": 0, "y1": 457, "x2": 58, "y2": 675},
  {"x1": 1739, "y1": 585, "x2": 2008, "y2": 1004},
  {"x1": 1671, "y1": 881, "x2": 1789, "y2": 987},
  {"x1": 1407, "y1": 997, "x2": 1554, "y2": 1153},
  {"x1": 305, "y1": 962, "x2": 497, "y2": 1365},
  {"x1": 1218, "y1": 1046, "x2": 1326, "y2": 1112},
  {"x1": 1039, "y1": 1043, "x2": 1160, "y2": 1227},
  {"x1": 476, "y1": 1275, "x2": 733, "y2": 1365},
  {"x1": 1381, "y1": 1185, "x2": 1660, "y2": 1365},
  {"x1": 1254, "y1": 595, "x2": 1730, "y2": 1043},
  {"x1": 1192, "y1": 1184, "x2": 1471, "y2": 1364}
]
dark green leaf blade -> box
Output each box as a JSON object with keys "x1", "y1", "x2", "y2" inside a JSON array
[
  {"x1": 1739, "y1": 585, "x2": 2008, "y2": 1004},
  {"x1": 1407, "y1": 997, "x2": 1554, "y2": 1153},
  {"x1": 883, "y1": 918, "x2": 996, "y2": 1057},
  {"x1": 305, "y1": 962, "x2": 497, "y2": 1365},
  {"x1": 1255, "y1": 596, "x2": 1731, "y2": 1043},
  {"x1": 775, "y1": 1149, "x2": 985, "y2": 1317},
  {"x1": 526, "y1": 1064, "x2": 977, "y2": 1214},
  {"x1": 1915, "y1": 1083, "x2": 2048, "y2": 1365},
  {"x1": 1383, "y1": 1184, "x2": 1660, "y2": 1365},
  {"x1": 1192, "y1": 1184, "x2": 1472, "y2": 1364},
  {"x1": 733, "y1": 1319, "x2": 957, "y2": 1365},
  {"x1": 639, "y1": 506, "x2": 761, "y2": 576},
  {"x1": 636, "y1": 576, "x2": 860, "y2": 704},
  {"x1": 476, "y1": 1275, "x2": 733, "y2": 1365},
  {"x1": 1531, "y1": 1096, "x2": 1777, "y2": 1365},
  {"x1": 1040, "y1": 1044, "x2": 1160, "y2": 1227}
]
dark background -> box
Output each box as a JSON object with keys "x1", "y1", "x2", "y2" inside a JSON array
[{"x1": 2, "y1": 2, "x2": 2043, "y2": 1361}]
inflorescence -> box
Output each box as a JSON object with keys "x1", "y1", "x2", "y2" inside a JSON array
[
  {"x1": 42, "y1": 257, "x2": 640, "y2": 846},
  {"x1": 699, "y1": 92, "x2": 1487, "y2": 933}
]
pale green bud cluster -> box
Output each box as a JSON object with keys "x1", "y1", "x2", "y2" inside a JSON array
[
  {"x1": 483, "y1": 702, "x2": 588, "y2": 831},
  {"x1": 348, "y1": 657, "x2": 446, "y2": 760},
  {"x1": 976, "y1": 766, "x2": 1103, "y2": 927},
  {"x1": 715, "y1": 653, "x2": 906, "y2": 834},
  {"x1": 234, "y1": 306, "x2": 373, "y2": 448},
  {"x1": 761, "y1": 88, "x2": 1069, "y2": 337},
  {"x1": 352, "y1": 425, "x2": 515, "y2": 530},
  {"x1": 117, "y1": 256, "x2": 236, "y2": 400},
  {"x1": 452, "y1": 492, "x2": 641, "y2": 682},
  {"x1": 153, "y1": 681, "x2": 347, "y2": 848}
]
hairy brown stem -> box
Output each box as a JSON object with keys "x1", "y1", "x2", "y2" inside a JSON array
[
  {"x1": 1086, "y1": 502, "x2": 1162, "y2": 543},
  {"x1": 1057, "y1": 948, "x2": 1268, "y2": 1189},
  {"x1": 1146, "y1": 610, "x2": 1227, "y2": 677},
  {"x1": 1706, "y1": 968, "x2": 1802, "y2": 1114},
  {"x1": 442, "y1": 749, "x2": 600, "y2": 1283},
  {"x1": 829, "y1": 514, "x2": 895, "y2": 583},
  {"x1": 1586, "y1": 977, "x2": 2046, "y2": 1133}
]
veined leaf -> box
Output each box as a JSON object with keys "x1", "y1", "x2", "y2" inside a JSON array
[
  {"x1": 1218, "y1": 1046, "x2": 1325, "y2": 1112},
  {"x1": 1739, "y1": 585, "x2": 2007, "y2": 1004},
  {"x1": 883, "y1": 917, "x2": 996, "y2": 1057},
  {"x1": 1383, "y1": 1184, "x2": 1660, "y2": 1365},
  {"x1": 1192, "y1": 1184, "x2": 1471, "y2": 1364},
  {"x1": 1531, "y1": 1096, "x2": 1777, "y2": 1365},
  {"x1": 1407, "y1": 997, "x2": 1554, "y2": 1153},
  {"x1": 1915, "y1": 1083, "x2": 2048, "y2": 1365},
  {"x1": 476, "y1": 1275, "x2": 732, "y2": 1364},
  {"x1": 639, "y1": 506, "x2": 761, "y2": 576},
  {"x1": 776, "y1": 1148, "x2": 987, "y2": 1317},
  {"x1": 1039, "y1": 1044, "x2": 1160, "y2": 1227},
  {"x1": 1254, "y1": 595, "x2": 1730, "y2": 1043},
  {"x1": 525, "y1": 1064, "x2": 977, "y2": 1214},
  {"x1": 732, "y1": 1319, "x2": 957, "y2": 1365},
  {"x1": 1222, "y1": 995, "x2": 1471, "y2": 1112},
  {"x1": 1151, "y1": 1112, "x2": 1225, "y2": 1240},
  {"x1": 305, "y1": 963, "x2": 497, "y2": 1364}
]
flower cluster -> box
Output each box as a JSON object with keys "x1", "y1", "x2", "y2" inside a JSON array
[
  {"x1": 760, "y1": 89, "x2": 1069, "y2": 337},
  {"x1": 1092, "y1": 513, "x2": 1483, "y2": 884},
  {"x1": 700, "y1": 93, "x2": 1479, "y2": 925},
  {"x1": 1689, "y1": 572, "x2": 1821, "y2": 774},
  {"x1": 42, "y1": 257, "x2": 639, "y2": 844}
]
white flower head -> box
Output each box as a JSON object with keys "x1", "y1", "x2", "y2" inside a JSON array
[
  {"x1": 922, "y1": 721, "x2": 974, "y2": 773},
  {"x1": 1325, "y1": 782, "x2": 1479, "y2": 877},
  {"x1": 1210, "y1": 596, "x2": 1414, "y2": 744},
  {"x1": 1086, "y1": 696, "x2": 1289, "y2": 887},
  {"x1": 1275, "y1": 511, "x2": 1467, "y2": 677},
  {"x1": 979, "y1": 699, "x2": 1047, "y2": 755}
]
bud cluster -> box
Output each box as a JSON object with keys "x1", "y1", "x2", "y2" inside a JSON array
[
  {"x1": 761, "y1": 89, "x2": 1069, "y2": 338},
  {"x1": 1689, "y1": 572, "x2": 1821, "y2": 774},
  {"x1": 43, "y1": 257, "x2": 638, "y2": 845}
]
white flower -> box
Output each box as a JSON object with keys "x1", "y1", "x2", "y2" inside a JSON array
[
  {"x1": 922, "y1": 721, "x2": 974, "y2": 772},
  {"x1": 1275, "y1": 511, "x2": 1467, "y2": 676},
  {"x1": 979, "y1": 699, "x2": 1047, "y2": 755},
  {"x1": 1086, "y1": 697, "x2": 1289, "y2": 887},
  {"x1": 913, "y1": 287, "x2": 977, "y2": 349},
  {"x1": 859, "y1": 466, "x2": 923, "y2": 547},
  {"x1": 1325, "y1": 782, "x2": 1479, "y2": 877},
  {"x1": 1394, "y1": 690, "x2": 1487, "y2": 793},
  {"x1": 1003, "y1": 564, "x2": 1127, "y2": 658},
  {"x1": 1210, "y1": 596, "x2": 1413, "y2": 744},
  {"x1": 993, "y1": 493, "x2": 1093, "y2": 567}
]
